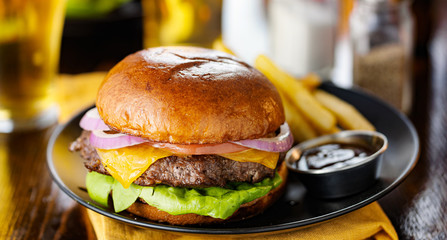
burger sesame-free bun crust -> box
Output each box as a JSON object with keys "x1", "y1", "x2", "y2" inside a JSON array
[
  {"x1": 96, "y1": 47, "x2": 285, "y2": 144},
  {"x1": 126, "y1": 161, "x2": 288, "y2": 225}
]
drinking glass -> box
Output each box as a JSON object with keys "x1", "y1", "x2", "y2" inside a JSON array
[
  {"x1": 141, "y1": 0, "x2": 222, "y2": 48},
  {"x1": 0, "y1": 0, "x2": 66, "y2": 132}
]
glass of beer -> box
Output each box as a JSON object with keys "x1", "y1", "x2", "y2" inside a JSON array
[
  {"x1": 141, "y1": 0, "x2": 222, "y2": 48},
  {"x1": 0, "y1": 0, "x2": 66, "y2": 132}
]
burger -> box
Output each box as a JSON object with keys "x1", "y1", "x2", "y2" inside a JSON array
[{"x1": 69, "y1": 46, "x2": 293, "y2": 225}]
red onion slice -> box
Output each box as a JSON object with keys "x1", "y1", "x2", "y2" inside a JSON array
[
  {"x1": 87, "y1": 121, "x2": 293, "y2": 153},
  {"x1": 90, "y1": 130, "x2": 148, "y2": 149},
  {"x1": 80, "y1": 108, "x2": 110, "y2": 131},
  {"x1": 231, "y1": 123, "x2": 294, "y2": 152},
  {"x1": 150, "y1": 142, "x2": 249, "y2": 155},
  {"x1": 89, "y1": 129, "x2": 248, "y2": 153}
]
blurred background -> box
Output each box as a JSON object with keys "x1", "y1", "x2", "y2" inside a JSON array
[
  {"x1": 0, "y1": 0, "x2": 440, "y2": 131},
  {"x1": 58, "y1": 0, "x2": 434, "y2": 113}
]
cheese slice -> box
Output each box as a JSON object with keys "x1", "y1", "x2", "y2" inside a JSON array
[
  {"x1": 219, "y1": 149, "x2": 279, "y2": 169},
  {"x1": 96, "y1": 145, "x2": 171, "y2": 189},
  {"x1": 96, "y1": 146, "x2": 280, "y2": 189}
]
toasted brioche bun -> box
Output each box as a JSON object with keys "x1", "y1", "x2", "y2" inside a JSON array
[
  {"x1": 126, "y1": 161, "x2": 288, "y2": 225},
  {"x1": 96, "y1": 46, "x2": 285, "y2": 144}
]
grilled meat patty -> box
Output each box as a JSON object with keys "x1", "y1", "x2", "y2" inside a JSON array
[{"x1": 70, "y1": 131, "x2": 276, "y2": 188}]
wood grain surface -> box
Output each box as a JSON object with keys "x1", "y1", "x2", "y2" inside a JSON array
[
  {"x1": 378, "y1": 0, "x2": 447, "y2": 239},
  {"x1": 0, "y1": 127, "x2": 95, "y2": 239}
]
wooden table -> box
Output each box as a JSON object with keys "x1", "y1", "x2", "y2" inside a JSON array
[
  {"x1": 1, "y1": 0, "x2": 446, "y2": 239},
  {"x1": 377, "y1": 1, "x2": 447, "y2": 238}
]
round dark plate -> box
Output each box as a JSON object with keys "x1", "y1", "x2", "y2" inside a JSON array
[{"x1": 47, "y1": 83, "x2": 419, "y2": 234}]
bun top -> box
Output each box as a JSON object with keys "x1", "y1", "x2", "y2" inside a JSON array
[{"x1": 96, "y1": 46, "x2": 285, "y2": 144}]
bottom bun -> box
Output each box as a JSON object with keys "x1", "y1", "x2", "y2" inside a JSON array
[{"x1": 126, "y1": 161, "x2": 288, "y2": 225}]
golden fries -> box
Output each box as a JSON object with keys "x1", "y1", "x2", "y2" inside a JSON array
[
  {"x1": 318, "y1": 126, "x2": 342, "y2": 135},
  {"x1": 314, "y1": 90, "x2": 375, "y2": 131},
  {"x1": 254, "y1": 54, "x2": 375, "y2": 142},
  {"x1": 209, "y1": 43, "x2": 373, "y2": 140},
  {"x1": 280, "y1": 93, "x2": 318, "y2": 142},
  {"x1": 255, "y1": 55, "x2": 336, "y2": 133}
]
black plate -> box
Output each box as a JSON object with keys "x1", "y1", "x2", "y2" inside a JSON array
[{"x1": 47, "y1": 83, "x2": 419, "y2": 234}]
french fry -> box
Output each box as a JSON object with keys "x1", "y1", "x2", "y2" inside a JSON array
[
  {"x1": 255, "y1": 55, "x2": 336, "y2": 133},
  {"x1": 299, "y1": 73, "x2": 321, "y2": 91},
  {"x1": 319, "y1": 126, "x2": 342, "y2": 135},
  {"x1": 281, "y1": 93, "x2": 318, "y2": 142},
  {"x1": 212, "y1": 38, "x2": 236, "y2": 55},
  {"x1": 314, "y1": 90, "x2": 375, "y2": 131}
]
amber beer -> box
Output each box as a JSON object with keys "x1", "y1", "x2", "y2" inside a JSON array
[
  {"x1": 141, "y1": 0, "x2": 222, "y2": 48},
  {"x1": 0, "y1": 0, "x2": 65, "y2": 132}
]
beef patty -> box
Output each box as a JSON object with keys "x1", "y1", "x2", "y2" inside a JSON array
[{"x1": 70, "y1": 131, "x2": 277, "y2": 188}]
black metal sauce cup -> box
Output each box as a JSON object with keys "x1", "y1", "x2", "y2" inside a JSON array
[{"x1": 285, "y1": 130, "x2": 388, "y2": 199}]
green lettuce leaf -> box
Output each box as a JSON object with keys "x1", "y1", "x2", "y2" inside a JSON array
[
  {"x1": 86, "y1": 171, "x2": 282, "y2": 219},
  {"x1": 112, "y1": 180, "x2": 142, "y2": 212},
  {"x1": 86, "y1": 171, "x2": 114, "y2": 207}
]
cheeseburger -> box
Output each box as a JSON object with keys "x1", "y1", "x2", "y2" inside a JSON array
[{"x1": 70, "y1": 46, "x2": 293, "y2": 225}]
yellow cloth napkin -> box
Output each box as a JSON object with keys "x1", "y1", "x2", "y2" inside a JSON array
[
  {"x1": 87, "y1": 202, "x2": 397, "y2": 240},
  {"x1": 57, "y1": 73, "x2": 399, "y2": 240}
]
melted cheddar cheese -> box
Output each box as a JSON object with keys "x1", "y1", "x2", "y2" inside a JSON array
[
  {"x1": 95, "y1": 145, "x2": 279, "y2": 189},
  {"x1": 96, "y1": 145, "x2": 172, "y2": 188},
  {"x1": 219, "y1": 149, "x2": 279, "y2": 169}
]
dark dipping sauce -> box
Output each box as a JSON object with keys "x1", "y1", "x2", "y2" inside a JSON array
[{"x1": 297, "y1": 143, "x2": 374, "y2": 171}]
